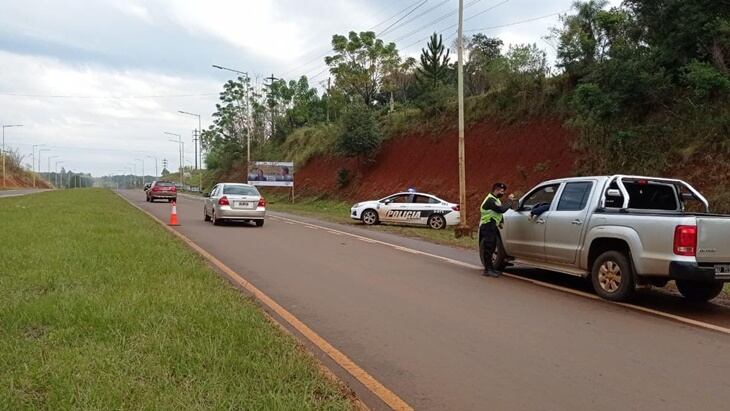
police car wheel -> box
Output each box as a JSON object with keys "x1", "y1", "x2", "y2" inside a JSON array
[
  {"x1": 361, "y1": 209, "x2": 379, "y2": 225},
  {"x1": 427, "y1": 214, "x2": 446, "y2": 230}
]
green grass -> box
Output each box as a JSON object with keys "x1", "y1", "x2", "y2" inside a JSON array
[
  {"x1": 0, "y1": 189, "x2": 352, "y2": 410},
  {"x1": 265, "y1": 194, "x2": 476, "y2": 249}
]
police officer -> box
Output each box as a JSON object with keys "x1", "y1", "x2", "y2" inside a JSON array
[{"x1": 480, "y1": 182, "x2": 515, "y2": 277}]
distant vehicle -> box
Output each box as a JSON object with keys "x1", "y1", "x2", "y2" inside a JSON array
[
  {"x1": 146, "y1": 181, "x2": 177, "y2": 202},
  {"x1": 483, "y1": 175, "x2": 730, "y2": 302},
  {"x1": 204, "y1": 183, "x2": 266, "y2": 226},
  {"x1": 351, "y1": 191, "x2": 460, "y2": 230},
  {"x1": 143, "y1": 182, "x2": 151, "y2": 191}
]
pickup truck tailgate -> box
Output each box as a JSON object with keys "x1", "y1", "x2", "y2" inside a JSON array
[{"x1": 696, "y1": 217, "x2": 730, "y2": 263}]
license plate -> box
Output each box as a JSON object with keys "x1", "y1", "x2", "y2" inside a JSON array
[
  {"x1": 715, "y1": 264, "x2": 730, "y2": 275},
  {"x1": 236, "y1": 202, "x2": 251, "y2": 208}
]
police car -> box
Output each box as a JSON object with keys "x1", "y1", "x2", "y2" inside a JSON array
[{"x1": 350, "y1": 191, "x2": 461, "y2": 229}]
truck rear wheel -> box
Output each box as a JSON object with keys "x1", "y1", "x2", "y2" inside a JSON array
[
  {"x1": 591, "y1": 251, "x2": 635, "y2": 301},
  {"x1": 675, "y1": 280, "x2": 724, "y2": 302}
]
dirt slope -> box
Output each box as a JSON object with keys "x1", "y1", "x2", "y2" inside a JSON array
[
  {"x1": 1, "y1": 170, "x2": 52, "y2": 189},
  {"x1": 296, "y1": 118, "x2": 577, "y2": 225}
]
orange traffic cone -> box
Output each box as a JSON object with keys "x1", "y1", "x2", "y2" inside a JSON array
[{"x1": 168, "y1": 201, "x2": 180, "y2": 226}]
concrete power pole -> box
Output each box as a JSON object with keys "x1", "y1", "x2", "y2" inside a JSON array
[
  {"x1": 265, "y1": 73, "x2": 278, "y2": 139},
  {"x1": 456, "y1": 0, "x2": 469, "y2": 237}
]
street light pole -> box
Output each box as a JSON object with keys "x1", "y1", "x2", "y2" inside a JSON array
[
  {"x1": 164, "y1": 132, "x2": 183, "y2": 188},
  {"x1": 31, "y1": 144, "x2": 45, "y2": 188},
  {"x1": 54, "y1": 160, "x2": 64, "y2": 188},
  {"x1": 38, "y1": 149, "x2": 50, "y2": 185},
  {"x1": 2, "y1": 124, "x2": 23, "y2": 188},
  {"x1": 178, "y1": 110, "x2": 201, "y2": 171},
  {"x1": 48, "y1": 155, "x2": 58, "y2": 187}
]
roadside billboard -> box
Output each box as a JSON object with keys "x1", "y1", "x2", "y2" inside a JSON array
[{"x1": 247, "y1": 161, "x2": 294, "y2": 187}]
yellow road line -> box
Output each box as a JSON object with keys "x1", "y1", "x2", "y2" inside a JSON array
[
  {"x1": 270, "y1": 214, "x2": 730, "y2": 336},
  {"x1": 117, "y1": 192, "x2": 413, "y2": 411}
]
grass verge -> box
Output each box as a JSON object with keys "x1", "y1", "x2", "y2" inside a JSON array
[
  {"x1": 265, "y1": 193, "x2": 476, "y2": 249},
  {"x1": 0, "y1": 189, "x2": 352, "y2": 410}
]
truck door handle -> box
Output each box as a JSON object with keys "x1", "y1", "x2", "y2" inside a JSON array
[{"x1": 571, "y1": 219, "x2": 583, "y2": 225}]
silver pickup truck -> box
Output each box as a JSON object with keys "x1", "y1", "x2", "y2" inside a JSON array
[{"x1": 480, "y1": 175, "x2": 730, "y2": 302}]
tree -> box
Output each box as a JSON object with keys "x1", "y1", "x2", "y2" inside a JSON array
[
  {"x1": 325, "y1": 31, "x2": 400, "y2": 106},
  {"x1": 624, "y1": 0, "x2": 730, "y2": 73},
  {"x1": 416, "y1": 33, "x2": 451, "y2": 88},
  {"x1": 336, "y1": 105, "x2": 381, "y2": 160},
  {"x1": 464, "y1": 34, "x2": 504, "y2": 95}
]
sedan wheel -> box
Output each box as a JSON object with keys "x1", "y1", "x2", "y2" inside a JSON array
[
  {"x1": 203, "y1": 208, "x2": 211, "y2": 222},
  {"x1": 427, "y1": 214, "x2": 446, "y2": 230},
  {"x1": 361, "y1": 209, "x2": 379, "y2": 225},
  {"x1": 212, "y1": 210, "x2": 221, "y2": 226}
]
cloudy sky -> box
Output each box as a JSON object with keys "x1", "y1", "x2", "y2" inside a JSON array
[{"x1": 0, "y1": 0, "x2": 619, "y2": 176}]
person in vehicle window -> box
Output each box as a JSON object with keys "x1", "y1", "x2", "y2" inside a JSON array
[
  {"x1": 480, "y1": 182, "x2": 515, "y2": 277},
  {"x1": 529, "y1": 202, "x2": 551, "y2": 221}
]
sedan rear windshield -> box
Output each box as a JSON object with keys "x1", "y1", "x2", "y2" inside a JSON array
[
  {"x1": 223, "y1": 185, "x2": 259, "y2": 195},
  {"x1": 155, "y1": 181, "x2": 174, "y2": 187}
]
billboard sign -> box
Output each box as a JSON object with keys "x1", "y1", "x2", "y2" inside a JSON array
[{"x1": 247, "y1": 161, "x2": 294, "y2": 187}]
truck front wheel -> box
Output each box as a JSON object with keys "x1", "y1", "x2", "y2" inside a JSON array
[
  {"x1": 591, "y1": 251, "x2": 635, "y2": 301},
  {"x1": 675, "y1": 280, "x2": 724, "y2": 302}
]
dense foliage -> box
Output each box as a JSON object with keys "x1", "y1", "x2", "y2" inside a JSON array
[{"x1": 201, "y1": 1, "x2": 729, "y2": 196}]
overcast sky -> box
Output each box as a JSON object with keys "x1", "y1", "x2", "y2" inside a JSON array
[{"x1": 0, "y1": 0, "x2": 620, "y2": 176}]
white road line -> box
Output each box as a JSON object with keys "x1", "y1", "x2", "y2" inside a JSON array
[{"x1": 270, "y1": 214, "x2": 730, "y2": 336}]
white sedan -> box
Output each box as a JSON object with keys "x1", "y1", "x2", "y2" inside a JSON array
[{"x1": 350, "y1": 192, "x2": 461, "y2": 230}]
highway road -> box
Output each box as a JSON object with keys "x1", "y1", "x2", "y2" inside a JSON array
[
  {"x1": 119, "y1": 190, "x2": 730, "y2": 411},
  {"x1": 0, "y1": 188, "x2": 49, "y2": 198}
]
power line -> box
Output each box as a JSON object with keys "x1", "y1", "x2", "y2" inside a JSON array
[
  {"x1": 280, "y1": 0, "x2": 426, "y2": 78},
  {"x1": 400, "y1": 0, "x2": 510, "y2": 52},
  {"x1": 377, "y1": 0, "x2": 429, "y2": 37},
  {"x1": 389, "y1": 0, "x2": 486, "y2": 44},
  {"x1": 465, "y1": 10, "x2": 566, "y2": 33},
  {"x1": 378, "y1": 0, "x2": 450, "y2": 38}
]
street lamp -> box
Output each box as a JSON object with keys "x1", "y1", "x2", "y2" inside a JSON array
[
  {"x1": 178, "y1": 110, "x2": 201, "y2": 171},
  {"x1": 55, "y1": 160, "x2": 64, "y2": 188},
  {"x1": 164, "y1": 132, "x2": 183, "y2": 188},
  {"x1": 31, "y1": 144, "x2": 45, "y2": 188},
  {"x1": 2, "y1": 124, "x2": 23, "y2": 188},
  {"x1": 135, "y1": 158, "x2": 145, "y2": 187},
  {"x1": 212, "y1": 64, "x2": 252, "y2": 172},
  {"x1": 38, "y1": 149, "x2": 50, "y2": 185},
  {"x1": 47, "y1": 155, "x2": 58, "y2": 179}
]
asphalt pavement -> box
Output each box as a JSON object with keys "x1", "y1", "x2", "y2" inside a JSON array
[
  {"x1": 0, "y1": 188, "x2": 49, "y2": 198},
  {"x1": 119, "y1": 190, "x2": 730, "y2": 411}
]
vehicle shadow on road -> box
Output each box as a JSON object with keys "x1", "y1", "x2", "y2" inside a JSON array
[{"x1": 505, "y1": 266, "x2": 730, "y2": 328}]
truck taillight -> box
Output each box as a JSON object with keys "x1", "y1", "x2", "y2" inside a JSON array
[
  {"x1": 452, "y1": 204, "x2": 460, "y2": 211},
  {"x1": 674, "y1": 225, "x2": 697, "y2": 256},
  {"x1": 218, "y1": 196, "x2": 230, "y2": 206},
  {"x1": 258, "y1": 197, "x2": 266, "y2": 207}
]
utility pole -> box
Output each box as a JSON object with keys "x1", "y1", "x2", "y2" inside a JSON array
[
  {"x1": 265, "y1": 73, "x2": 278, "y2": 139},
  {"x1": 326, "y1": 77, "x2": 331, "y2": 123},
  {"x1": 178, "y1": 110, "x2": 201, "y2": 171},
  {"x1": 455, "y1": 0, "x2": 469, "y2": 237},
  {"x1": 211, "y1": 64, "x2": 252, "y2": 174}
]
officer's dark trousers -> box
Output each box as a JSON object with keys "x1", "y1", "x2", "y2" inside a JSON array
[{"x1": 479, "y1": 221, "x2": 498, "y2": 270}]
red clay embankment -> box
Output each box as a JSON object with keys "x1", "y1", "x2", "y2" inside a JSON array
[{"x1": 296, "y1": 118, "x2": 578, "y2": 225}]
